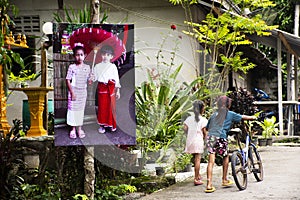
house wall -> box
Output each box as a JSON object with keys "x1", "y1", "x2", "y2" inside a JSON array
[{"x1": 7, "y1": 0, "x2": 200, "y2": 124}]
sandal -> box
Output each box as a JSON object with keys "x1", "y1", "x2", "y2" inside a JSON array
[
  {"x1": 194, "y1": 177, "x2": 203, "y2": 186},
  {"x1": 69, "y1": 130, "x2": 77, "y2": 139},
  {"x1": 205, "y1": 186, "x2": 216, "y2": 193},
  {"x1": 78, "y1": 130, "x2": 86, "y2": 138},
  {"x1": 222, "y1": 179, "x2": 234, "y2": 187}
]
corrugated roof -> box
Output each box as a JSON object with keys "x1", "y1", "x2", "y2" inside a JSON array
[{"x1": 247, "y1": 29, "x2": 300, "y2": 57}]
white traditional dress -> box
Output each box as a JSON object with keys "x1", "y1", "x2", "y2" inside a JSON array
[{"x1": 66, "y1": 63, "x2": 90, "y2": 126}]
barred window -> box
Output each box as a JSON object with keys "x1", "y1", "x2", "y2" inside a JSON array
[{"x1": 13, "y1": 15, "x2": 40, "y2": 33}]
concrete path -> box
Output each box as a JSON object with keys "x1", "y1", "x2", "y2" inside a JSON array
[{"x1": 139, "y1": 146, "x2": 300, "y2": 200}]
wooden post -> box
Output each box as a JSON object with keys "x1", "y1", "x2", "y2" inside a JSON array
[
  {"x1": 83, "y1": 1, "x2": 100, "y2": 199},
  {"x1": 41, "y1": 44, "x2": 49, "y2": 130},
  {"x1": 90, "y1": 0, "x2": 100, "y2": 24}
]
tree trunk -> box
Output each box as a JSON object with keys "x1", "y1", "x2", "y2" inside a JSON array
[
  {"x1": 83, "y1": 1, "x2": 100, "y2": 199},
  {"x1": 90, "y1": 0, "x2": 100, "y2": 24},
  {"x1": 84, "y1": 147, "x2": 95, "y2": 199}
]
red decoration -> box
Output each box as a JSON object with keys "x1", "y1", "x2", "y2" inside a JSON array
[{"x1": 171, "y1": 24, "x2": 176, "y2": 30}]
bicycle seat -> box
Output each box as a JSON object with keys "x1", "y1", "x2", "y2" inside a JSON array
[{"x1": 228, "y1": 128, "x2": 242, "y2": 136}]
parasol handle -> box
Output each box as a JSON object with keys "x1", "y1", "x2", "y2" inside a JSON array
[{"x1": 91, "y1": 49, "x2": 98, "y2": 73}]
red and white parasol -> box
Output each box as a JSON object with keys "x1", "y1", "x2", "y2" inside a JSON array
[{"x1": 69, "y1": 27, "x2": 127, "y2": 69}]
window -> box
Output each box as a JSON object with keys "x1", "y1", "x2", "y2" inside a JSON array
[{"x1": 13, "y1": 15, "x2": 40, "y2": 33}]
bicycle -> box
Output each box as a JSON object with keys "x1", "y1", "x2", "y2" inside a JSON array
[{"x1": 228, "y1": 122, "x2": 264, "y2": 190}]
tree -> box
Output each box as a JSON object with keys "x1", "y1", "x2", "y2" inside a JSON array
[{"x1": 169, "y1": 0, "x2": 278, "y2": 94}]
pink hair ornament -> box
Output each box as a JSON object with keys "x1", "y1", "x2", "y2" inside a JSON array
[{"x1": 74, "y1": 42, "x2": 84, "y2": 47}]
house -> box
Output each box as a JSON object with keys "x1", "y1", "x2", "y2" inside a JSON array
[{"x1": 6, "y1": 0, "x2": 300, "y2": 136}]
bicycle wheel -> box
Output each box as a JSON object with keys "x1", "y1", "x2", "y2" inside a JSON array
[
  {"x1": 231, "y1": 151, "x2": 247, "y2": 190},
  {"x1": 249, "y1": 146, "x2": 263, "y2": 181}
]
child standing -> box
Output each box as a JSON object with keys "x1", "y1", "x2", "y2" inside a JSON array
[
  {"x1": 66, "y1": 44, "x2": 91, "y2": 139},
  {"x1": 183, "y1": 100, "x2": 208, "y2": 186},
  {"x1": 92, "y1": 45, "x2": 121, "y2": 133},
  {"x1": 205, "y1": 96, "x2": 256, "y2": 193}
]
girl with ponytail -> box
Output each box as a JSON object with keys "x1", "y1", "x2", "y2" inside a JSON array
[
  {"x1": 205, "y1": 96, "x2": 256, "y2": 193},
  {"x1": 183, "y1": 100, "x2": 208, "y2": 186}
]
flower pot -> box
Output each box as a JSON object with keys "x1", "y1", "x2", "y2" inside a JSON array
[
  {"x1": 138, "y1": 157, "x2": 146, "y2": 168},
  {"x1": 184, "y1": 164, "x2": 193, "y2": 172},
  {"x1": 266, "y1": 138, "x2": 273, "y2": 146},
  {"x1": 155, "y1": 166, "x2": 165, "y2": 176},
  {"x1": 258, "y1": 138, "x2": 267, "y2": 146}
]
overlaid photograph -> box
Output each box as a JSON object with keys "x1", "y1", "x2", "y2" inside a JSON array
[{"x1": 53, "y1": 23, "x2": 135, "y2": 146}]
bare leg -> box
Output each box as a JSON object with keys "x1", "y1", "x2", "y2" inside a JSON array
[
  {"x1": 207, "y1": 153, "x2": 215, "y2": 189},
  {"x1": 222, "y1": 155, "x2": 229, "y2": 183},
  {"x1": 194, "y1": 153, "x2": 201, "y2": 180}
]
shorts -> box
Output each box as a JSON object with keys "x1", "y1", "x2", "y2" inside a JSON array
[{"x1": 206, "y1": 135, "x2": 228, "y2": 157}]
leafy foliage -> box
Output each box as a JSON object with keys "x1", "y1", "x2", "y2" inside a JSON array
[
  {"x1": 257, "y1": 116, "x2": 279, "y2": 138},
  {"x1": 12, "y1": 173, "x2": 62, "y2": 200},
  {"x1": 232, "y1": 0, "x2": 276, "y2": 9},
  {"x1": 169, "y1": 0, "x2": 278, "y2": 93},
  {"x1": 184, "y1": 11, "x2": 277, "y2": 91},
  {"x1": 228, "y1": 87, "x2": 257, "y2": 116},
  {"x1": 136, "y1": 34, "x2": 210, "y2": 159},
  {"x1": 0, "y1": 119, "x2": 27, "y2": 199},
  {"x1": 227, "y1": 87, "x2": 261, "y2": 135},
  {"x1": 169, "y1": 0, "x2": 198, "y2": 5},
  {"x1": 0, "y1": 0, "x2": 38, "y2": 94},
  {"x1": 53, "y1": 4, "x2": 108, "y2": 23}
]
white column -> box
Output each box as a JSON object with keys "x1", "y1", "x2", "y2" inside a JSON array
[
  {"x1": 293, "y1": 4, "x2": 299, "y2": 101},
  {"x1": 277, "y1": 37, "x2": 284, "y2": 135},
  {"x1": 294, "y1": 4, "x2": 299, "y2": 100}
]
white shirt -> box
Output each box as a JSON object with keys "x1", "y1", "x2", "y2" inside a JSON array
[{"x1": 93, "y1": 62, "x2": 121, "y2": 88}]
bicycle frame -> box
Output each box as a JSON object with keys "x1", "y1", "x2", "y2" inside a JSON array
[
  {"x1": 230, "y1": 125, "x2": 264, "y2": 190},
  {"x1": 235, "y1": 130, "x2": 250, "y2": 170}
]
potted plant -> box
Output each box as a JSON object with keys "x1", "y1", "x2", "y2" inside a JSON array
[
  {"x1": 257, "y1": 116, "x2": 279, "y2": 146},
  {"x1": 174, "y1": 153, "x2": 193, "y2": 173}
]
